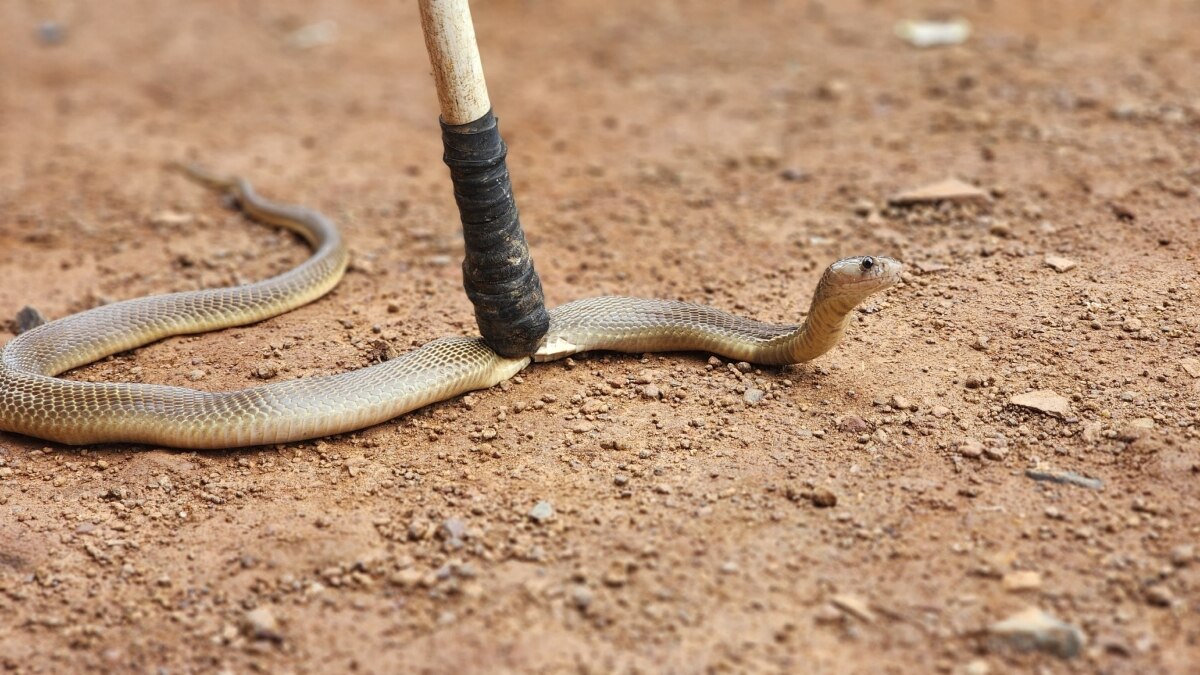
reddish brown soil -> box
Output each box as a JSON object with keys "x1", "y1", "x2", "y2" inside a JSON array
[{"x1": 2, "y1": 1, "x2": 1198, "y2": 673}]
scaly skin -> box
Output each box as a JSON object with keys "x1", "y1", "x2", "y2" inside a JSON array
[{"x1": 0, "y1": 167, "x2": 900, "y2": 448}]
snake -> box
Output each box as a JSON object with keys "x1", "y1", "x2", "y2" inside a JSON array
[{"x1": 0, "y1": 167, "x2": 901, "y2": 449}]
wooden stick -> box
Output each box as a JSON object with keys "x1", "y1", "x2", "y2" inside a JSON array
[
  {"x1": 418, "y1": 0, "x2": 492, "y2": 125},
  {"x1": 417, "y1": 0, "x2": 550, "y2": 358}
]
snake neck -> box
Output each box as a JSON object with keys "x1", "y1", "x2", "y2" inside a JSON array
[{"x1": 762, "y1": 294, "x2": 857, "y2": 364}]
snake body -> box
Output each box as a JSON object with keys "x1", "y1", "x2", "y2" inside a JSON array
[{"x1": 0, "y1": 169, "x2": 900, "y2": 448}]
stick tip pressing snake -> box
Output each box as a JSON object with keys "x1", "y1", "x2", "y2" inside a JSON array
[{"x1": 0, "y1": 167, "x2": 902, "y2": 448}]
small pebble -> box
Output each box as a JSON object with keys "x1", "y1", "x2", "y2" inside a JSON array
[
  {"x1": 1044, "y1": 255, "x2": 1077, "y2": 273},
  {"x1": 36, "y1": 21, "x2": 67, "y2": 46},
  {"x1": 988, "y1": 607, "x2": 1084, "y2": 659},
  {"x1": 1180, "y1": 358, "x2": 1200, "y2": 378},
  {"x1": 962, "y1": 659, "x2": 991, "y2": 675},
  {"x1": 958, "y1": 438, "x2": 984, "y2": 459},
  {"x1": 571, "y1": 585, "x2": 593, "y2": 610},
  {"x1": 830, "y1": 594, "x2": 876, "y2": 623},
  {"x1": 528, "y1": 501, "x2": 555, "y2": 524},
  {"x1": 1025, "y1": 469, "x2": 1104, "y2": 490},
  {"x1": 1002, "y1": 570, "x2": 1042, "y2": 592},
  {"x1": 1010, "y1": 390, "x2": 1070, "y2": 417},
  {"x1": 252, "y1": 364, "x2": 278, "y2": 380},
  {"x1": 838, "y1": 415, "x2": 869, "y2": 433},
  {"x1": 440, "y1": 518, "x2": 467, "y2": 541},
  {"x1": 1144, "y1": 585, "x2": 1174, "y2": 607},
  {"x1": 810, "y1": 487, "x2": 838, "y2": 508},
  {"x1": 743, "y1": 388, "x2": 764, "y2": 405},
  {"x1": 891, "y1": 178, "x2": 989, "y2": 205},
  {"x1": 1169, "y1": 544, "x2": 1195, "y2": 567},
  {"x1": 983, "y1": 444, "x2": 1007, "y2": 461},
  {"x1": 243, "y1": 607, "x2": 282, "y2": 642}
]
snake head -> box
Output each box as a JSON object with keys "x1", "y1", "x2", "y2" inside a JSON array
[{"x1": 819, "y1": 255, "x2": 903, "y2": 307}]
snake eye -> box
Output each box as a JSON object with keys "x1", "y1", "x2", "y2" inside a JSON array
[{"x1": 861, "y1": 257, "x2": 874, "y2": 271}]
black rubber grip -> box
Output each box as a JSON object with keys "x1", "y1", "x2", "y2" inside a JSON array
[{"x1": 441, "y1": 109, "x2": 549, "y2": 357}]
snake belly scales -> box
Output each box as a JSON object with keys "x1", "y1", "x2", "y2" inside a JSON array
[{"x1": 0, "y1": 168, "x2": 901, "y2": 448}]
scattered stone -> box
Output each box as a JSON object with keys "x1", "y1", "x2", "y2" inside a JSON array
[
  {"x1": 830, "y1": 594, "x2": 876, "y2": 623},
  {"x1": 971, "y1": 335, "x2": 991, "y2": 352},
  {"x1": 988, "y1": 607, "x2": 1085, "y2": 659},
  {"x1": 837, "y1": 415, "x2": 869, "y2": 433},
  {"x1": 964, "y1": 375, "x2": 985, "y2": 389},
  {"x1": 719, "y1": 561, "x2": 739, "y2": 575},
  {"x1": 1110, "y1": 202, "x2": 1136, "y2": 221},
  {"x1": 982, "y1": 444, "x2": 1007, "y2": 461},
  {"x1": 1002, "y1": 570, "x2": 1043, "y2": 592},
  {"x1": 252, "y1": 364, "x2": 278, "y2": 380},
  {"x1": 1025, "y1": 469, "x2": 1104, "y2": 490},
  {"x1": 641, "y1": 384, "x2": 663, "y2": 400},
  {"x1": 603, "y1": 563, "x2": 629, "y2": 587},
  {"x1": 440, "y1": 518, "x2": 467, "y2": 541},
  {"x1": 958, "y1": 438, "x2": 984, "y2": 459},
  {"x1": 570, "y1": 585, "x2": 593, "y2": 610},
  {"x1": 1169, "y1": 544, "x2": 1195, "y2": 567},
  {"x1": 890, "y1": 178, "x2": 989, "y2": 206},
  {"x1": 810, "y1": 487, "x2": 838, "y2": 508},
  {"x1": 243, "y1": 607, "x2": 283, "y2": 642},
  {"x1": 187, "y1": 369, "x2": 206, "y2": 382},
  {"x1": 286, "y1": 20, "x2": 338, "y2": 49},
  {"x1": 14, "y1": 306, "x2": 46, "y2": 334},
  {"x1": 1180, "y1": 358, "x2": 1200, "y2": 378},
  {"x1": 390, "y1": 569, "x2": 422, "y2": 588},
  {"x1": 962, "y1": 659, "x2": 991, "y2": 675},
  {"x1": 743, "y1": 388, "x2": 765, "y2": 405},
  {"x1": 930, "y1": 405, "x2": 951, "y2": 418},
  {"x1": 528, "y1": 501, "x2": 555, "y2": 524},
  {"x1": 890, "y1": 394, "x2": 912, "y2": 411},
  {"x1": 816, "y1": 79, "x2": 848, "y2": 101},
  {"x1": 779, "y1": 167, "x2": 809, "y2": 182},
  {"x1": 894, "y1": 18, "x2": 971, "y2": 48},
  {"x1": 36, "y1": 21, "x2": 67, "y2": 46},
  {"x1": 1121, "y1": 317, "x2": 1143, "y2": 332},
  {"x1": 1118, "y1": 418, "x2": 1155, "y2": 441},
  {"x1": 1044, "y1": 255, "x2": 1077, "y2": 273},
  {"x1": 1144, "y1": 585, "x2": 1174, "y2": 607},
  {"x1": 1009, "y1": 390, "x2": 1070, "y2": 417},
  {"x1": 150, "y1": 210, "x2": 195, "y2": 226}
]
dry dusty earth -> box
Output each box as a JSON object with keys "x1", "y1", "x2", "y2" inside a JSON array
[{"x1": 1, "y1": 1, "x2": 1199, "y2": 673}]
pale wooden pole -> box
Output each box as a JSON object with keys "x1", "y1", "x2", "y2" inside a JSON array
[
  {"x1": 418, "y1": 0, "x2": 549, "y2": 358},
  {"x1": 418, "y1": 0, "x2": 491, "y2": 125}
]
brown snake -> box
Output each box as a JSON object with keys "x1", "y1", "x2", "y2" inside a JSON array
[{"x1": 0, "y1": 167, "x2": 901, "y2": 448}]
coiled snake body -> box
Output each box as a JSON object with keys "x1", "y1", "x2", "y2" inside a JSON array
[{"x1": 0, "y1": 168, "x2": 900, "y2": 448}]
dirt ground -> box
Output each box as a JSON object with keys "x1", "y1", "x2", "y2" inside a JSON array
[{"x1": 1, "y1": 1, "x2": 1198, "y2": 673}]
